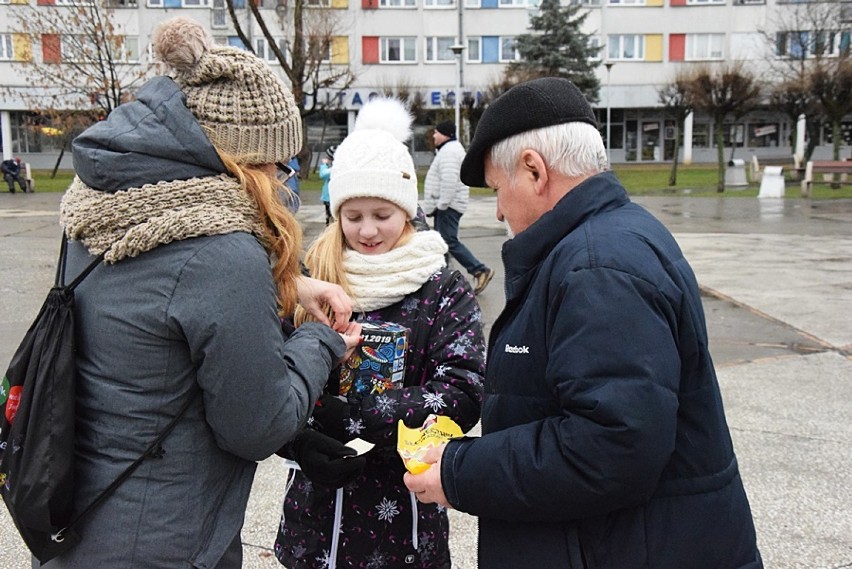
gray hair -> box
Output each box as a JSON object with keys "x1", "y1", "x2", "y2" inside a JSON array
[{"x1": 489, "y1": 122, "x2": 608, "y2": 181}]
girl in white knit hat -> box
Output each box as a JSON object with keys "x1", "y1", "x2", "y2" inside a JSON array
[{"x1": 274, "y1": 98, "x2": 485, "y2": 569}]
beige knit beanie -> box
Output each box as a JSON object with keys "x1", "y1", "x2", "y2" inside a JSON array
[
  {"x1": 152, "y1": 16, "x2": 302, "y2": 164},
  {"x1": 329, "y1": 97, "x2": 418, "y2": 219}
]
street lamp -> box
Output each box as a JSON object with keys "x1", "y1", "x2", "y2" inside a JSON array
[
  {"x1": 449, "y1": 43, "x2": 466, "y2": 140},
  {"x1": 604, "y1": 61, "x2": 614, "y2": 167}
]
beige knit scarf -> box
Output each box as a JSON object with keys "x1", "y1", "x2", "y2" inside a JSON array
[
  {"x1": 60, "y1": 175, "x2": 264, "y2": 263},
  {"x1": 343, "y1": 229, "x2": 448, "y2": 312}
]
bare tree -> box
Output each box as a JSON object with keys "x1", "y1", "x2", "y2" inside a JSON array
[
  {"x1": 764, "y1": 0, "x2": 851, "y2": 162},
  {"x1": 225, "y1": 0, "x2": 355, "y2": 122},
  {"x1": 6, "y1": 0, "x2": 151, "y2": 174},
  {"x1": 658, "y1": 70, "x2": 695, "y2": 186},
  {"x1": 768, "y1": 77, "x2": 820, "y2": 163},
  {"x1": 686, "y1": 63, "x2": 762, "y2": 192},
  {"x1": 11, "y1": 0, "x2": 149, "y2": 114}
]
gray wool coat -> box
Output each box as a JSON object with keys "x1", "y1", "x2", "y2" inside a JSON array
[{"x1": 39, "y1": 76, "x2": 345, "y2": 568}]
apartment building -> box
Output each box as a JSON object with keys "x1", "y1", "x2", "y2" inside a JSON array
[{"x1": 1, "y1": 0, "x2": 849, "y2": 168}]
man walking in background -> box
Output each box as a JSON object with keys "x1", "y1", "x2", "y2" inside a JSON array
[{"x1": 423, "y1": 120, "x2": 494, "y2": 295}]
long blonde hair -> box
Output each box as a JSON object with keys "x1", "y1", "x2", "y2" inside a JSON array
[
  {"x1": 217, "y1": 151, "x2": 302, "y2": 316},
  {"x1": 294, "y1": 214, "x2": 416, "y2": 326}
]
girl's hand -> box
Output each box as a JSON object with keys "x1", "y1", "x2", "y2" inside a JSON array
[
  {"x1": 297, "y1": 276, "x2": 353, "y2": 332},
  {"x1": 338, "y1": 321, "x2": 362, "y2": 363}
]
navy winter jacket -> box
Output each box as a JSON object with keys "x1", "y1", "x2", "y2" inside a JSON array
[{"x1": 441, "y1": 172, "x2": 762, "y2": 568}]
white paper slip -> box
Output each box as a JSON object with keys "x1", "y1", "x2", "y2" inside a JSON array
[{"x1": 346, "y1": 438, "x2": 375, "y2": 455}]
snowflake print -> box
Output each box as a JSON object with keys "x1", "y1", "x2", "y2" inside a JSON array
[
  {"x1": 291, "y1": 544, "x2": 307, "y2": 559},
  {"x1": 315, "y1": 549, "x2": 331, "y2": 568},
  {"x1": 401, "y1": 296, "x2": 420, "y2": 313},
  {"x1": 448, "y1": 336, "x2": 473, "y2": 357},
  {"x1": 366, "y1": 549, "x2": 390, "y2": 569},
  {"x1": 376, "y1": 497, "x2": 400, "y2": 522},
  {"x1": 345, "y1": 417, "x2": 365, "y2": 436},
  {"x1": 374, "y1": 394, "x2": 399, "y2": 416},
  {"x1": 466, "y1": 370, "x2": 484, "y2": 387},
  {"x1": 423, "y1": 392, "x2": 447, "y2": 412},
  {"x1": 438, "y1": 295, "x2": 453, "y2": 312},
  {"x1": 434, "y1": 364, "x2": 449, "y2": 378}
]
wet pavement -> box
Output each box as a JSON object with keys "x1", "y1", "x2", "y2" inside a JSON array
[{"x1": 1, "y1": 190, "x2": 850, "y2": 568}]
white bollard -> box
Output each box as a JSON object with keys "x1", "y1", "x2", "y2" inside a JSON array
[{"x1": 758, "y1": 166, "x2": 785, "y2": 198}]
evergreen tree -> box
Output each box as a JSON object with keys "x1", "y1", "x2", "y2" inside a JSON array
[{"x1": 510, "y1": 0, "x2": 601, "y2": 103}]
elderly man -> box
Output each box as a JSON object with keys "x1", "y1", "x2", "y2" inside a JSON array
[{"x1": 404, "y1": 77, "x2": 762, "y2": 568}]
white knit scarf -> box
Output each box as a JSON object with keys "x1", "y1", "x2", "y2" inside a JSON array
[
  {"x1": 60, "y1": 175, "x2": 264, "y2": 263},
  {"x1": 343, "y1": 229, "x2": 448, "y2": 312}
]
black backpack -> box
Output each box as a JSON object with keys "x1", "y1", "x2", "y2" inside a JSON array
[{"x1": 0, "y1": 236, "x2": 191, "y2": 563}]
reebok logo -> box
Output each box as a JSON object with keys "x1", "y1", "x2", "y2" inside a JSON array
[{"x1": 504, "y1": 344, "x2": 530, "y2": 354}]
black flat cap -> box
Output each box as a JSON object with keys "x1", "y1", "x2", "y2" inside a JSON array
[{"x1": 460, "y1": 77, "x2": 598, "y2": 188}]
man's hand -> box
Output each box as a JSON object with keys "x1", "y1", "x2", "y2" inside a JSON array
[
  {"x1": 403, "y1": 444, "x2": 452, "y2": 509},
  {"x1": 296, "y1": 275, "x2": 353, "y2": 332}
]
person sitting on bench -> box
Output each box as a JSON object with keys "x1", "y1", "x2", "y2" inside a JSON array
[{"x1": 1, "y1": 157, "x2": 28, "y2": 193}]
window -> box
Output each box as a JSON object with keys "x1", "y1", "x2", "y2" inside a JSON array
[
  {"x1": 464, "y1": 0, "x2": 480, "y2": 6},
  {"x1": 148, "y1": 0, "x2": 162, "y2": 5},
  {"x1": 0, "y1": 34, "x2": 12, "y2": 60},
  {"x1": 776, "y1": 30, "x2": 851, "y2": 58},
  {"x1": 60, "y1": 35, "x2": 97, "y2": 62},
  {"x1": 309, "y1": 36, "x2": 332, "y2": 62},
  {"x1": 608, "y1": 34, "x2": 644, "y2": 60},
  {"x1": 466, "y1": 37, "x2": 481, "y2": 62},
  {"x1": 255, "y1": 37, "x2": 288, "y2": 62},
  {"x1": 211, "y1": 0, "x2": 228, "y2": 28},
  {"x1": 747, "y1": 123, "x2": 780, "y2": 147},
  {"x1": 722, "y1": 123, "x2": 745, "y2": 147},
  {"x1": 687, "y1": 0, "x2": 724, "y2": 4},
  {"x1": 499, "y1": 0, "x2": 527, "y2": 6},
  {"x1": 117, "y1": 37, "x2": 140, "y2": 62},
  {"x1": 379, "y1": 0, "x2": 415, "y2": 6},
  {"x1": 609, "y1": 0, "x2": 646, "y2": 5},
  {"x1": 425, "y1": 36, "x2": 456, "y2": 62},
  {"x1": 692, "y1": 123, "x2": 710, "y2": 148},
  {"x1": 424, "y1": 0, "x2": 455, "y2": 6},
  {"x1": 588, "y1": 35, "x2": 603, "y2": 60},
  {"x1": 570, "y1": 0, "x2": 601, "y2": 5},
  {"x1": 686, "y1": 33, "x2": 723, "y2": 60},
  {"x1": 380, "y1": 37, "x2": 416, "y2": 62},
  {"x1": 499, "y1": 36, "x2": 519, "y2": 61}
]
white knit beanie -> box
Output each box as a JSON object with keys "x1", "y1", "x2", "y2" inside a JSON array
[
  {"x1": 152, "y1": 17, "x2": 302, "y2": 164},
  {"x1": 329, "y1": 98, "x2": 418, "y2": 219}
]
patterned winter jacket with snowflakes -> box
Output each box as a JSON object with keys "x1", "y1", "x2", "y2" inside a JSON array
[{"x1": 275, "y1": 266, "x2": 485, "y2": 569}]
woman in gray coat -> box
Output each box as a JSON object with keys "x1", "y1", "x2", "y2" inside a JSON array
[{"x1": 41, "y1": 17, "x2": 360, "y2": 568}]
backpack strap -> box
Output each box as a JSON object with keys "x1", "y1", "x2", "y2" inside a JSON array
[
  {"x1": 55, "y1": 233, "x2": 105, "y2": 290},
  {"x1": 54, "y1": 394, "x2": 196, "y2": 543}
]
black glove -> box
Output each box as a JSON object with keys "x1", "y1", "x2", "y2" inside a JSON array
[
  {"x1": 287, "y1": 429, "x2": 366, "y2": 488},
  {"x1": 311, "y1": 394, "x2": 361, "y2": 443}
]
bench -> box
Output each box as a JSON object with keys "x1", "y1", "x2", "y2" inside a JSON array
[
  {"x1": 750, "y1": 155, "x2": 798, "y2": 183},
  {"x1": 800, "y1": 160, "x2": 852, "y2": 197}
]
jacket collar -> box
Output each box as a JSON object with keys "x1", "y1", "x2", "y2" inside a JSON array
[{"x1": 501, "y1": 171, "x2": 629, "y2": 300}]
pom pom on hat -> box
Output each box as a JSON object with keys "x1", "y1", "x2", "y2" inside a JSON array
[
  {"x1": 152, "y1": 16, "x2": 302, "y2": 165},
  {"x1": 329, "y1": 97, "x2": 418, "y2": 219}
]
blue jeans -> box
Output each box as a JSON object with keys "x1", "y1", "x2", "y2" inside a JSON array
[{"x1": 433, "y1": 208, "x2": 487, "y2": 275}]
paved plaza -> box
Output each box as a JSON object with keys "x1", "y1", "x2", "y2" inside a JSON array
[{"x1": 1, "y1": 190, "x2": 850, "y2": 568}]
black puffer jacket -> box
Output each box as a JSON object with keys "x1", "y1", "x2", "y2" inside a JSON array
[{"x1": 441, "y1": 172, "x2": 762, "y2": 568}]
